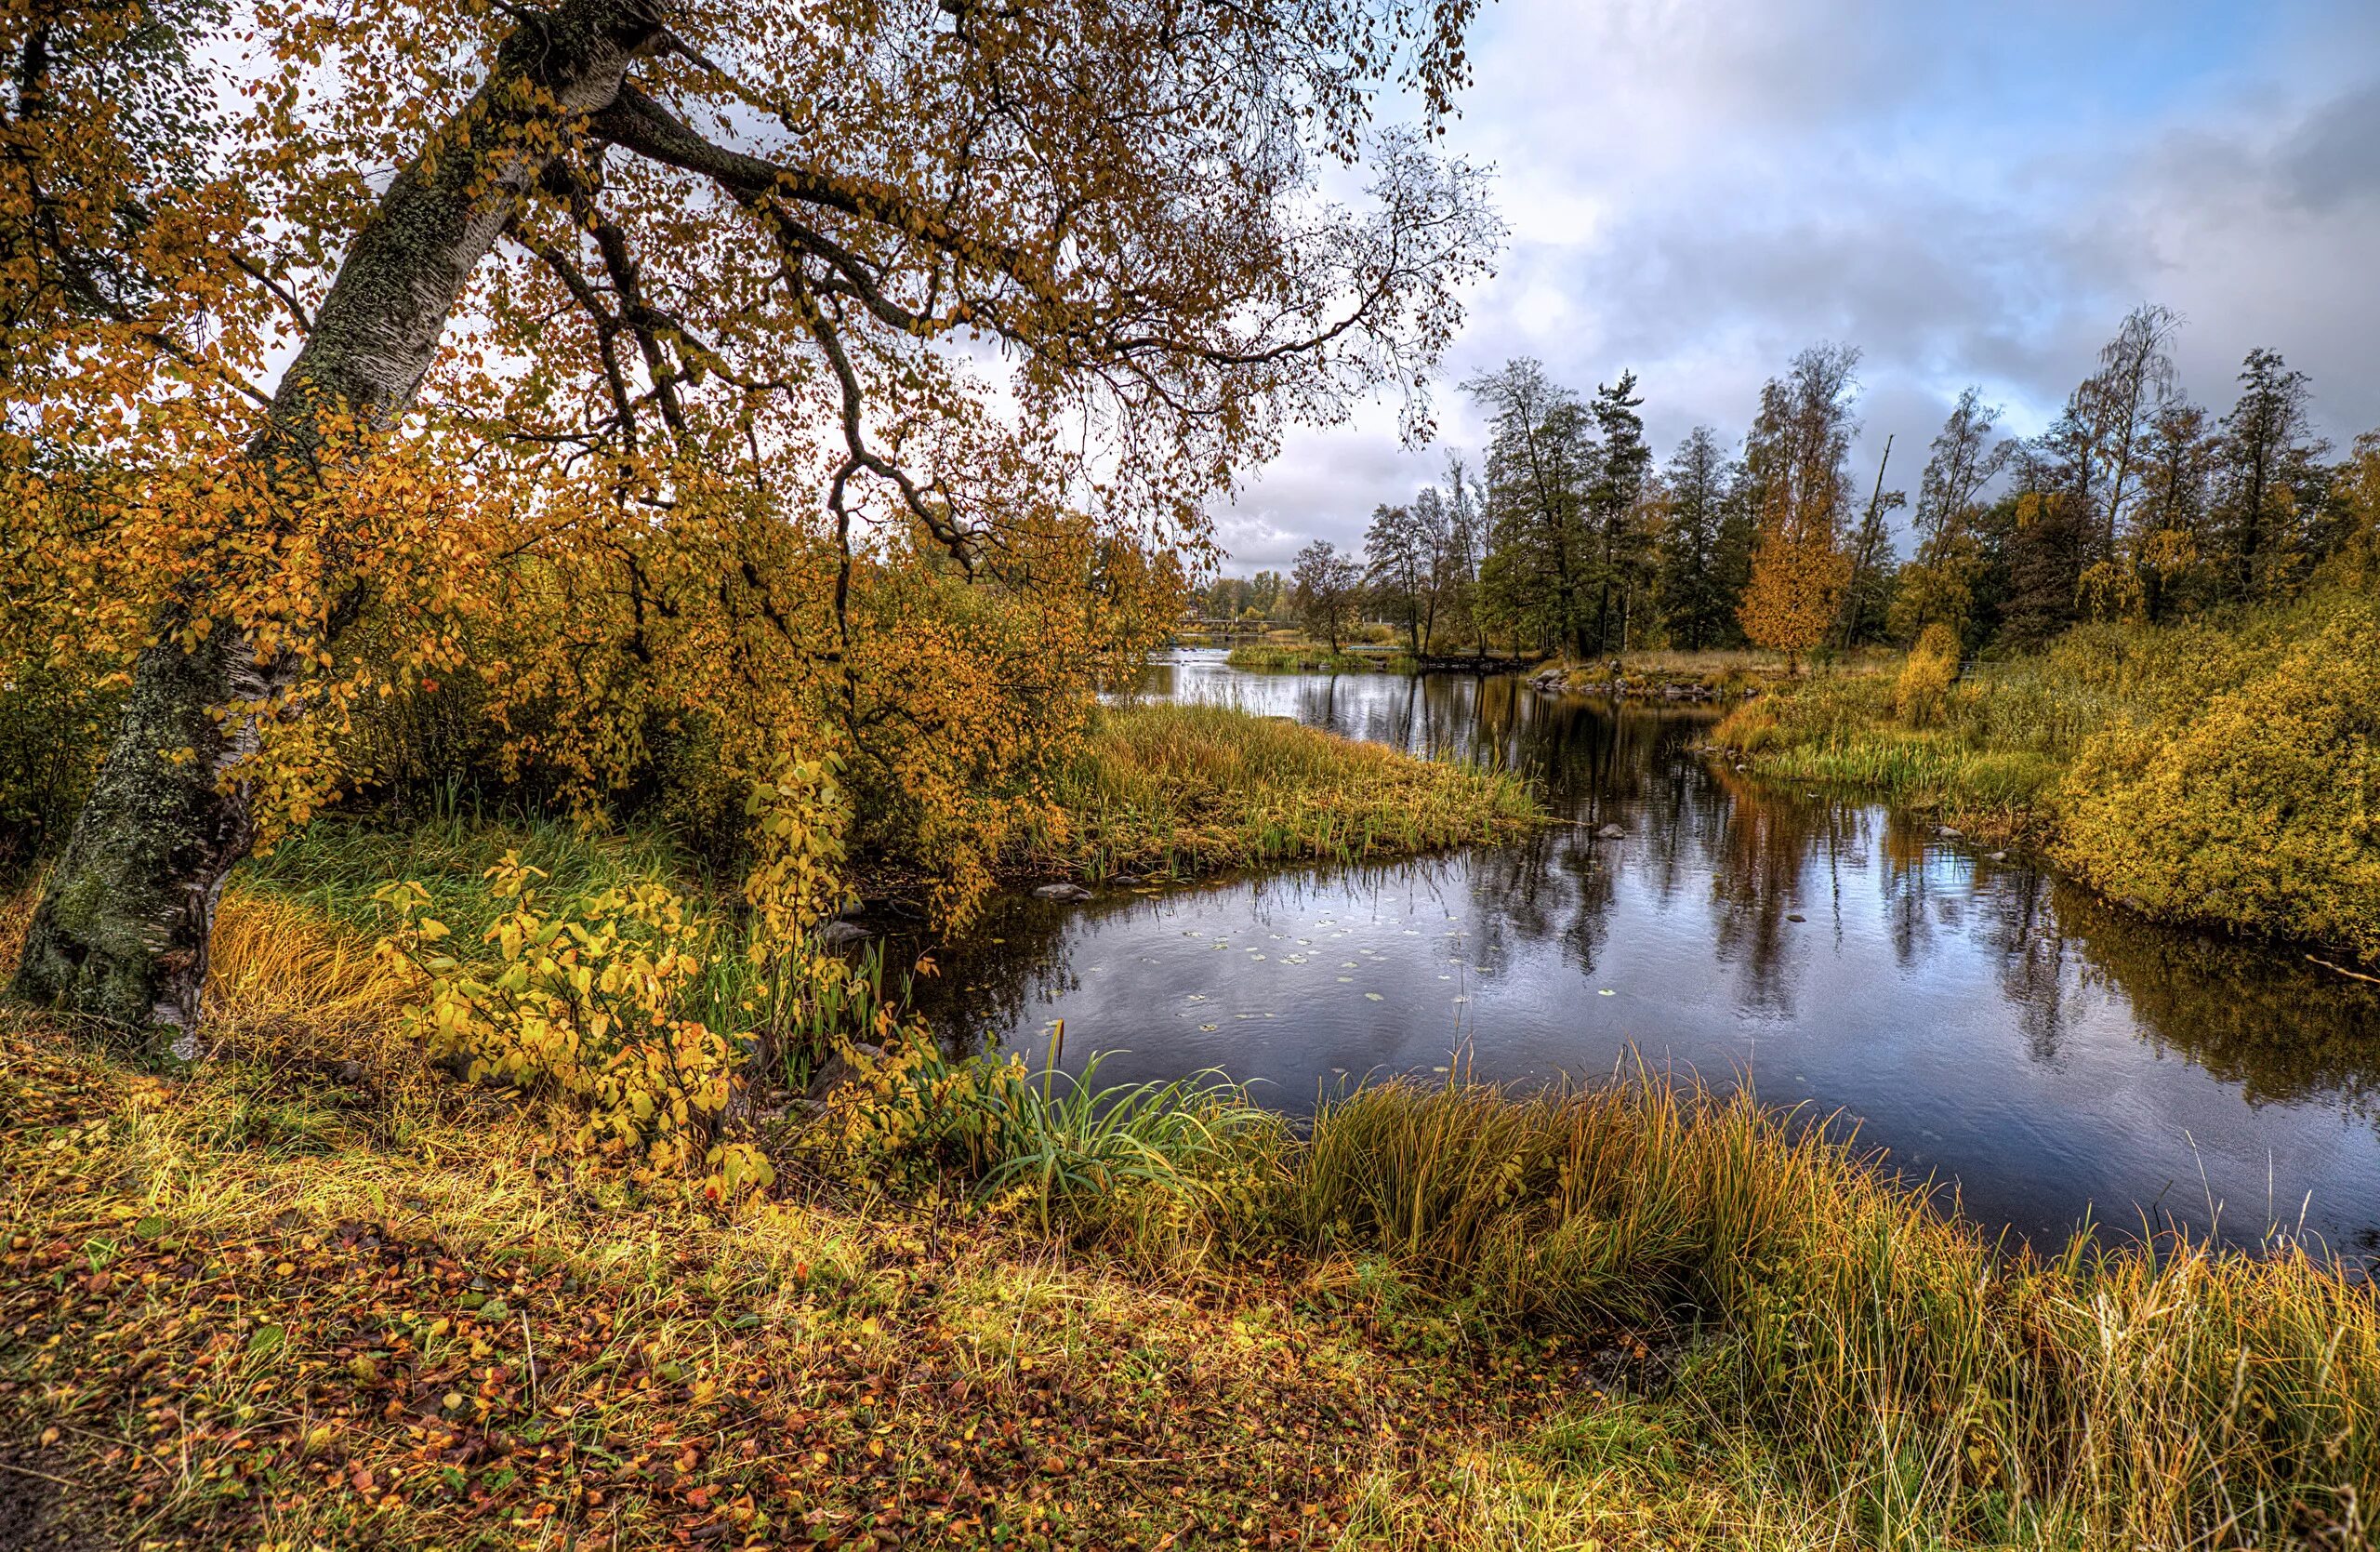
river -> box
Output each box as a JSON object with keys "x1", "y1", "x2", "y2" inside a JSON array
[{"x1": 910, "y1": 650, "x2": 2380, "y2": 1256}]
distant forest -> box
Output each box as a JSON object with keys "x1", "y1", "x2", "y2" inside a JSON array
[{"x1": 1195, "y1": 305, "x2": 2377, "y2": 661}]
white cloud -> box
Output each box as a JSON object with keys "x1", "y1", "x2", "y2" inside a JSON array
[{"x1": 1215, "y1": 0, "x2": 2380, "y2": 572}]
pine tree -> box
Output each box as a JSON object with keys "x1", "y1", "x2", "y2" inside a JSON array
[
  {"x1": 1654, "y1": 427, "x2": 1732, "y2": 650},
  {"x1": 1585, "y1": 371, "x2": 1651, "y2": 654}
]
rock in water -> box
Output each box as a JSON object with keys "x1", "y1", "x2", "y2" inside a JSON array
[
  {"x1": 1034, "y1": 882, "x2": 1094, "y2": 903},
  {"x1": 1594, "y1": 823, "x2": 1626, "y2": 840},
  {"x1": 815, "y1": 920, "x2": 871, "y2": 948}
]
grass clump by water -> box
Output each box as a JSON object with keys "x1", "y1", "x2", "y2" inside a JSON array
[
  {"x1": 1715, "y1": 589, "x2": 2380, "y2": 965},
  {"x1": 1275, "y1": 1072, "x2": 2380, "y2": 1549},
  {"x1": 1022, "y1": 700, "x2": 1539, "y2": 881},
  {"x1": 1224, "y1": 641, "x2": 1392, "y2": 672}
]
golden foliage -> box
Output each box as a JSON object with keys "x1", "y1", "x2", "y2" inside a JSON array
[
  {"x1": 1892, "y1": 622, "x2": 1960, "y2": 726},
  {"x1": 2056, "y1": 591, "x2": 2380, "y2": 962},
  {"x1": 5, "y1": 0, "x2": 1493, "y2": 968},
  {"x1": 375, "y1": 853, "x2": 760, "y2": 1187},
  {"x1": 1738, "y1": 522, "x2": 1849, "y2": 662}
]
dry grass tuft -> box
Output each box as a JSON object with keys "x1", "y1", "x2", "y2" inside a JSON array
[
  {"x1": 200, "y1": 889, "x2": 423, "y2": 1074},
  {"x1": 1028, "y1": 700, "x2": 1538, "y2": 879}
]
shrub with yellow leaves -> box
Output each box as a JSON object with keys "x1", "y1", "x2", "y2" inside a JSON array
[
  {"x1": 1892, "y1": 622, "x2": 1960, "y2": 726},
  {"x1": 376, "y1": 853, "x2": 764, "y2": 1193}
]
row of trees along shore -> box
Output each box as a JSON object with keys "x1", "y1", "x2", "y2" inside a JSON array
[{"x1": 1202, "y1": 305, "x2": 2373, "y2": 665}]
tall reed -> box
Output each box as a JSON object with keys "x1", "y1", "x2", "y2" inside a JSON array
[{"x1": 1270, "y1": 1072, "x2": 2379, "y2": 1548}]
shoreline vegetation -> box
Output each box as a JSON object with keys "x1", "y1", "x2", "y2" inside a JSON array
[
  {"x1": 4, "y1": 692, "x2": 2376, "y2": 1548},
  {"x1": 1223, "y1": 641, "x2": 1419, "y2": 674},
  {"x1": 1026, "y1": 702, "x2": 1540, "y2": 882},
  {"x1": 1712, "y1": 589, "x2": 2380, "y2": 969},
  {"x1": 6, "y1": 956, "x2": 2374, "y2": 1548}
]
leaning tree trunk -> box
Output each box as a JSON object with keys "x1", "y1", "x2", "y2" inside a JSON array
[{"x1": 10, "y1": 0, "x2": 669, "y2": 1048}]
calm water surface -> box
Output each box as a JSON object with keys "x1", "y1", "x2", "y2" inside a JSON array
[{"x1": 913, "y1": 651, "x2": 2380, "y2": 1254}]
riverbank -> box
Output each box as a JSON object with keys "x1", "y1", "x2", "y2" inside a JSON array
[
  {"x1": 1020, "y1": 700, "x2": 1539, "y2": 882},
  {"x1": 1713, "y1": 590, "x2": 2380, "y2": 967},
  {"x1": 1225, "y1": 641, "x2": 1414, "y2": 673},
  {"x1": 5, "y1": 964, "x2": 2373, "y2": 1549},
  {"x1": 1528, "y1": 647, "x2": 1801, "y2": 703}
]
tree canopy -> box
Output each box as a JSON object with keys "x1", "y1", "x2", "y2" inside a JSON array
[{"x1": 3, "y1": 0, "x2": 1499, "y2": 1031}]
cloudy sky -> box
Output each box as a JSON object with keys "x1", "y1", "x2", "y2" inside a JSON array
[{"x1": 1213, "y1": 0, "x2": 2380, "y2": 573}]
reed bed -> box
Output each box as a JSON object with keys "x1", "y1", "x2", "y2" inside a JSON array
[
  {"x1": 1261, "y1": 1073, "x2": 2380, "y2": 1549},
  {"x1": 1025, "y1": 700, "x2": 1538, "y2": 879}
]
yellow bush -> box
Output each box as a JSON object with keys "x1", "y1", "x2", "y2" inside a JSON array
[
  {"x1": 377, "y1": 853, "x2": 753, "y2": 1182},
  {"x1": 1892, "y1": 623, "x2": 1960, "y2": 726},
  {"x1": 2056, "y1": 591, "x2": 2380, "y2": 962}
]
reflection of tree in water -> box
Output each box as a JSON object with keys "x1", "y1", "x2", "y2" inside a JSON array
[
  {"x1": 1873, "y1": 815, "x2": 1946, "y2": 965},
  {"x1": 902, "y1": 893, "x2": 1079, "y2": 1055},
  {"x1": 1457, "y1": 700, "x2": 1718, "y2": 980},
  {"x1": 2049, "y1": 886, "x2": 2380, "y2": 1121},
  {"x1": 1696, "y1": 763, "x2": 1867, "y2": 1015},
  {"x1": 1967, "y1": 870, "x2": 2075, "y2": 1068},
  {"x1": 1866, "y1": 817, "x2": 2075, "y2": 1063}
]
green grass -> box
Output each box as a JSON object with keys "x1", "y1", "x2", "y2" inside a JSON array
[
  {"x1": 1023, "y1": 700, "x2": 1540, "y2": 880},
  {"x1": 239, "y1": 804, "x2": 699, "y2": 945}
]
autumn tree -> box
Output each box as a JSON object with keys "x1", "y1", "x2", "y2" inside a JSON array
[
  {"x1": 1291, "y1": 539, "x2": 1366, "y2": 653},
  {"x1": 1891, "y1": 387, "x2": 2007, "y2": 646},
  {"x1": 5, "y1": 0, "x2": 1497, "y2": 1038},
  {"x1": 1737, "y1": 345, "x2": 1859, "y2": 668},
  {"x1": 2325, "y1": 431, "x2": 2380, "y2": 590}
]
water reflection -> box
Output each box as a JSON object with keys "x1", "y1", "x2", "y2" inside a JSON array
[{"x1": 918, "y1": 652, "x2": 2380, "y2": 1254}]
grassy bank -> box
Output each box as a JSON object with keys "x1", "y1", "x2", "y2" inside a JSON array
[
  {"x1": 230, "y1": 700, "x2": 1536, "y2": 922},
  {"x1": 1223, "y1": 643, "x2": 1412, "y2": 673},
  {"x1": 1533, "y1": 647, "x2": 1801, "y2": 702},
  {"x1": 6, "y1": 933, "x2": 2375, "y2": 1547},
  {"x1": 1712, "y1": 668, "x2": 2069, "y2": 842},
  {"x1": 1715, "y1": 590, "x2": 2380, "y2": 964},
  {"x1": 1023, "y1": 701, "x2": 1538, "y2": 882}
]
